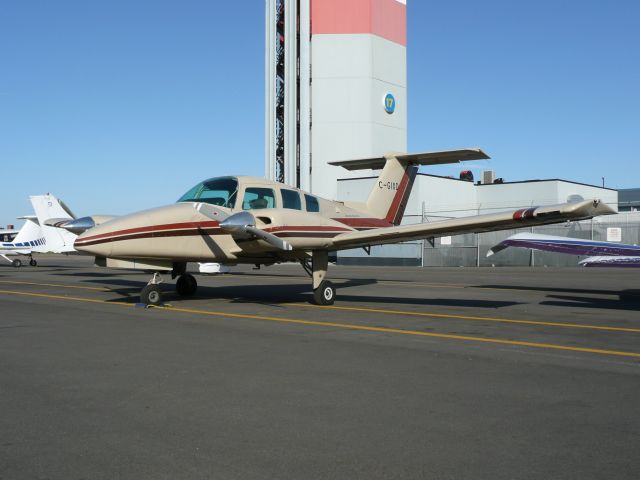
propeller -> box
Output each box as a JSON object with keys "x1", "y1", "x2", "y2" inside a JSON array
[{"x1": 195, "y1": 204, "x2": 292, "y2": 251}]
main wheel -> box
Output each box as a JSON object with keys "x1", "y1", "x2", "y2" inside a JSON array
[
  {"x1": 29, "y1": 258, "x2": 37, "y2": 267},
  {"x1": 313, "y1": 280, "x2": 336, "y2": 305},
  {"x1": 12, "y1": 259, "x2": 22, "y2": 268},
  {"x1": 141, "y1": 284, "x2": 163, "y2": 306},
  {"x1": 176, "y1": 274, "x2": 198, "y2": 296}
]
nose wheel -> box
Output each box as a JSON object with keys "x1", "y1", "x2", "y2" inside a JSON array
[
  {"x1": 141, "y1": 284, "x2": 163, "y2": 306},
  {"x1": 140, "y1": 272, "x2": 164, "y2": 306}
]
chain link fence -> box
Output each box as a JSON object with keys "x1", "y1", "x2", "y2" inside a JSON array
[{"x1": 423, "y1": 212, "x2": 640, "y2": 267}]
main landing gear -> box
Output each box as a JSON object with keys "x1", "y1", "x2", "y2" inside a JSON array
[
  {"x1": 309, "y1": 251, "x2": 336, "y2": 305},
  {"x1": 176, "y1": 273, "x2": 197, "y2": 297},
  {"x1": 139, "y1": 270, "x2": 198, "y2": 306},
  {"x1": 10, "y1": 255, "x2": 37, "y2": 268}
]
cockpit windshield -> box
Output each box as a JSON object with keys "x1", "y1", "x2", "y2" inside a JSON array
[{"x1": 177, "y1": 176, "x2": 238, "y2": 208}]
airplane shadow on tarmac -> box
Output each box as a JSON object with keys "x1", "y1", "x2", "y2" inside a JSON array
[
  {"x1": 54, "y1": 271, "x2": 152, "y2": 277},
  {"x1": 477, "y1": 284, "x2": 625, "y2": 297},
  {"x1": 478, "y1": 284, "x2": 640, "y2": 311},
  {"x1": 78, "y1": 277, "x2": 522, "y2": 309},
  {"x1": 541, "y1": 292, "x2": 640, "y2": 311}
]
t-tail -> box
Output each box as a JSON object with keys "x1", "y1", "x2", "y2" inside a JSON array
[
  {"x1": 329, "y1": 149, "x2": 490, "y2": 226},
  {"x1": 30, "y1": 194, "x2": 77, "y2": 253}
]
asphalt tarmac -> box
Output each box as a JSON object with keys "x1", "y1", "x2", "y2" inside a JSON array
[{"x1": 1, "y1": 255, "x2": 639, "y2": 479}]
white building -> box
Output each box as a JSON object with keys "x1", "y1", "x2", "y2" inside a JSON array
[
  {"x1": 336, "y1": 173, "x2": 619, "y2": 265},
  {"x1": 265, "y1": 0, "x2": 407, "y2": 199}
]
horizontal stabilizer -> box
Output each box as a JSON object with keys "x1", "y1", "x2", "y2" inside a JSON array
[{"x1": 328, "y1": 148, "x2": 490, "y2": 171}]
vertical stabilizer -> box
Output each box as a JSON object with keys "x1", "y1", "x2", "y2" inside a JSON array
[
  {"x1": 30, "y1": 194, "x2": 77, "y2": 252},
  {"x1": 365, "y1": 155, "x2": 418, "y2": 225},
  {"x1": 328, "y1": 149, "x2": 490, "y2": 226},
  {"x1": 13, "y1": 217, "x2": 43, "y2": 246}
]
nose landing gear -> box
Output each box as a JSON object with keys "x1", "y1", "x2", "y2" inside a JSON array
[
  {"x1": 139, "y1": 271, "x2": 199, "y2": 305},
  {"x1": 141, "y1": 272, "x2": 164, "y2": 306}
]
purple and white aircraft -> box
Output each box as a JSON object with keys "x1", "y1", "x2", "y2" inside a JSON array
[{"x1": 487, "y1": 233, "x2": 640, "y2": 267}]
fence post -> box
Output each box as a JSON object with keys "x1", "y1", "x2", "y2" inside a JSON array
[{"x1": 530, "y1": 226, "x2": 535, "y2": 267}]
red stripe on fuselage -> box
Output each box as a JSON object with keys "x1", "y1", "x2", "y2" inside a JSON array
[
  {"x1": 78, "y1": 220, "x2": 222, "y2": 243},
  {"x1": 75, "y1": 223, "x2": 354, "y2": 248}
]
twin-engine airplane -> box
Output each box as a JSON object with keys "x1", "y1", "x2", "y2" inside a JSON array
[{"x1": 54, "y1": 149, "x2": 614, "y2": 305}]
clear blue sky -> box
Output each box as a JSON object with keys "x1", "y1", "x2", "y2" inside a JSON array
[{"x1": 1, "y1": 0, "x2": 639, "y2": 222}]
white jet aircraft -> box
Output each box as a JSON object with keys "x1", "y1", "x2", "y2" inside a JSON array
[{"x1": 0, "y1": 216, "x2": 45, "y2": 267}]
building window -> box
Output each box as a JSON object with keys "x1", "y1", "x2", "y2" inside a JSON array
[
  {"x1": 281, "y1": 189, "x2": 302, "y2": 210},
  {"x1": 243, "y1": 188, "x2": 276, "y2": 210},
  {"x1": 304, "y1": 194, "x2": 320, "y2": 212}
]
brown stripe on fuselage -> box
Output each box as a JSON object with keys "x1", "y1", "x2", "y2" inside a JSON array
[
  {"x1": 75, "y1": 225, "x2": 351, "y2": 247},
  {"x1": 78, "y1": 220, "x2": 222, "y2": 243},
  {"x1": 75, "y1": 227, "x2": 225, "y2": 247}
]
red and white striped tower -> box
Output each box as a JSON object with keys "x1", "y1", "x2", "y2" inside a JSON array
[{"x1": 265, "y1": 0, "x2": 407, "y2": 199}]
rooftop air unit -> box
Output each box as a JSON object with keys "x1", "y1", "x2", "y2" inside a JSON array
[{"x1": 482, "y1": 170, "x2": 496, "y2": 185}]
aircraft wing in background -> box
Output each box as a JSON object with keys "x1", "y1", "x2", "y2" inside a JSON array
[
  {"x1": 487, "y1": 232, "x2": 640, "y2": 258},
  {"x1": 579, "y1": 256, "x2": 640, "y2": 267}
]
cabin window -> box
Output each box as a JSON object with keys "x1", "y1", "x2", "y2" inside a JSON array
[
  {"x1": 177, "y1": 177, "x2": 238, "y2": 208},
  {"x1": 304, "y1": 194, "x2": 320, "y2": 212},
  {"x1": 281, "y1": 189, "x2": 302, "y2": 210},
  {"x1": 243, "y1": 188, "x2": 276, "y2": 210}
]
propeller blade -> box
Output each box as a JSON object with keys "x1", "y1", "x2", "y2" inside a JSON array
[
  {"x1": 245, "y1": 226, "x2": 293, "y2": 251},
  {"x1": 195, "y1": 202, "x2": 230, "y2": 221}
]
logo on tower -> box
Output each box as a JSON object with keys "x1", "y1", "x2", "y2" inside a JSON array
[{"x1": 383, "y1": 93, "x2": 396, "y2": 114}]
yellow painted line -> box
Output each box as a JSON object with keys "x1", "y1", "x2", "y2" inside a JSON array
[
  {"x1": 0, "y1": 288, "x2": 639, "y2": 359},
  {"x1": 0, "y1": 289, "x2": 133, "y2": 305},
  {"x1": 286, "y1": 303, "x2": 640, "y2": 334},
  {"x1": 0, "y1": 280, "x2": 110, "y2": 292},
  {"x1": 231, "y1": 274, "x2": 467, "y2": 289}
]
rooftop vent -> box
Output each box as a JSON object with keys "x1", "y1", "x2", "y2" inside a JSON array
[{"x1": 482, "y1": 170, "x2": 496, "y2": 185}]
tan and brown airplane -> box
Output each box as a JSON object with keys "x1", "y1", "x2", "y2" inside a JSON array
[{"x1": 53, "y1": 149, "x2": 614, "y2": 305}]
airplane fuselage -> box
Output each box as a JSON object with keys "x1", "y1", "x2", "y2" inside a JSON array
[{"x1": 74, "y1": 176, "x2": 389, "y2": 265}]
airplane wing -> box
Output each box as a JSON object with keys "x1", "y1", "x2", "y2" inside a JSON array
[
  {"x1": 331, "y1": 199, "x2": 615, "y2": 250},
  {"x1": 486, "y1": 232, "x2": 640, "y2": 257},
  {"x1": 579, "y1": 256, "x2": 640, "y2": 267}
]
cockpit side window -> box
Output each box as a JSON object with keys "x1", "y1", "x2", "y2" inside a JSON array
[
  {"x1": 177, "y1": 177, "x2": 238, "y2": 208},
  {"x1": 304, "y1": 194, "x2": 320, "y2": 212},
  {"x1": 281, "y1": 189, "x2": 302, "y2": 210},
  {"x1": 243, "y1": 188, "x2": 276, "y2": 210}
]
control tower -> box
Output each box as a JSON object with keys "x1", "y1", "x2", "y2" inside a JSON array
[{"x1": 265, "y1": 0, "x2": 407, "y2": 200}]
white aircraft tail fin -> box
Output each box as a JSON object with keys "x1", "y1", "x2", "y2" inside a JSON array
[
  {"x1": 12, "y1": 217, "x2": 43, "y2": 246},
  {"x1": 30, "y1": 194, "x2": 77, "y2": 252}
]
